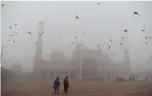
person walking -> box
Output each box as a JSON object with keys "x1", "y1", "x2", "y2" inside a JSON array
[
  {"x1": 63, "y1": 76, "x2": 70, "y2": 94},
  {"x1": 53, "y1": 77, "x2": 60, "y2": 94}
]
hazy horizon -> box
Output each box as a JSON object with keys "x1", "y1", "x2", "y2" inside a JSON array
[{"x1": 1, "y1": 1, "x2": 152, "y2": 72}]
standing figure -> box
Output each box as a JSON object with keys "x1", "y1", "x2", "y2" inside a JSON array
[
  {"x1": 53, "y1": 77, "x2": 60, "y2": 94},
  {"x1": 63, "y1": 76, "x2": 70, "y2": 94}
]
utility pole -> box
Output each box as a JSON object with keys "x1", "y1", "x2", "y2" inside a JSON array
[{"x1": 76, "y1": 44, "x2": 82, "y2": 80}]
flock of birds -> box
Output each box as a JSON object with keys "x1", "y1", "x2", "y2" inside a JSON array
[{"x1": 2, "y1": 2, "x2": 152, "y2": 58}]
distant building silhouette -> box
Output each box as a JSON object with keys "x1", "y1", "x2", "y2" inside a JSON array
[{"x1": 33, "y1": 23, "x2": 131, "y2": 80}]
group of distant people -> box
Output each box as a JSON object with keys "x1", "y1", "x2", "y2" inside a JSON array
[{"x1": 53, "y1": 76, "x2": 70, "y2": 95}]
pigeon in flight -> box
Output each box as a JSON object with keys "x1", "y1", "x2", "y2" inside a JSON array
[
  {"x1": 72, "y1": 42, "x2": 75, "y2": 44},
  {"x1": 146, "y1": 42, "x2": 148, "y2": 44},
  {"x1": 1, "y1": 4, "x2": 4, "y2": 7},
  {"x1": 145, "y1": 36, "x2": 148, "y2": 40},
  {"x1": 142, "y1": 29, "x2": 145, "y2": 32},
  {"x1": 60, "y1": 37, "x2": 63, "y2": 39},
  {"x1": 120, "y1": 42, "x2": 123, "y2": 46},
  {"x1": 14, "y1": 24, "x2": 18, "y2": 26},
  {"x1": 28, "y1": 32, "x2": 32, "y2": 34},
  {"x1": 108, "y1": 45, "x2": 111, "y2": 50},
  {"x1": 82, "y1": 31, "x2": 85, "y2": 33},
  {"x1": 75, "y1": 36, "x2": 78, "y2": 39},
  {"x1": 9, "y1": 26, "x2": 12, "y2": 29},
  {"x1": 133, "y1": 11, "x2": 139, "y2": 15},
  {"x1": 124, "y1": 29, "x2": 127, "y2": 33},
  {"x1": 97, "y1": 45, "x2": 100, "y2": 47},
  {"x1": 76, "y1": 15, "x2": 79, "y2": 19},
  {"x1": 149, "y1": 36, "x2": 152, "y2": 39},
  {"x1": 40, "y1": 32, "x2": 44, "y2": 35},
  {"x1": 10, "y1": 34, "x2": 14, "y2": 36},
  {"x1": 97, "y1": 2, "x2": 100, "y2": 5}
]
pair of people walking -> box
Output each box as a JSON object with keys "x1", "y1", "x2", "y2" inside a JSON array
[{"x1": 53, "y1": 76, "x2": 69, "y2": 95}]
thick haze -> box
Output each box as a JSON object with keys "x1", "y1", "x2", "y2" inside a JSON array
[{"x1": 1, "y1": 1, "x2": 152, "y2": 72}]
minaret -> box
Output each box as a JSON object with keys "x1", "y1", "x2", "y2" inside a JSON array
[
  {"x1": 122, "y1": 33, "x2": 132, "y2": 77},
  {"x1": 34, "y1": 22, "x2": 44, "y2": 72}
]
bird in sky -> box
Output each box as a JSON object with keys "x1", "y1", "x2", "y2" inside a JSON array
[
  {"x1": 113, "y1": 54, "x2": 115, "y2": 56},
  {"x1": 149, "y1": 36, "x2": 152, "y2": 39},
  {"x1": 120, "y1": 42, "x2": 123, "y2": 46},
  {"x1": 10, "y1": 34, "x2": 14, "y2": 36},
  {"x1": 9, "y1": 26, "x2": 12, "y2": 29},
  {"x1": 13, "y1": 40, "x2": 15, "y2": 43},
  {"x1": 14, "y1": 24, "x2": 18, "y2": 26},
  {"x1": 97, "y1": 2, "x2": 100, "y2": 5},
  {"x1": 40, "y1": 32, "x2": 44, "y2": 35},
  {"x1": 76, "y1": 15, "x2": 79, "y2": 19},
  {"x1": 124, "y1": 29, "x2": 127, "y2": 33},
  {"x1": 146, "y1": 42, "x2": 148, "y2": 44},
  {"x1": 28, "y1": 32, "x2": 32, "y2": 34},
  {"x1": 60, "y1": 37, "x2": 63, "y2": 39},
  {"x1": 72, "y1": 42, "x2": 74, "y2": 44},
  {"x1": 75, "y1": 36, "x2": 78, "y2": 39},
  {"x1": 1, "y1": 4, "x2": 4, "y2": 7},
  {"x1": 142, "y1": 29, "x2": 145, "y2": 32},
  {"x1": 108, "y1": 45, "x2": 111, "y2": 50},
  {"x1": 109, "y1": 39, "x2": 112, "y2": 41},
  {"x1": 82, "y1": 31, "x2": 85, "y2": 33},
  {"x1": 133, "y1": 11, "x2": 139, "y2": 15},
  {"x1": 145, "y1": 36, "x2": 148, "y2": 40}
]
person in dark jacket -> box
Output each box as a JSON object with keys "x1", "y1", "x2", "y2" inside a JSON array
[
  {"x1": 53, "y1": 77, "x2": 60, "y2": 94},
  {"x1": 63, "y1": 76, "x2": 70, "y2": 94}
]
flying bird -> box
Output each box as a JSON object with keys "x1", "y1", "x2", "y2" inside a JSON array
[
  {"x1": 145, "y1": 36, "x2": 148, "y2": 40},
  {"x1": 113, "y1": 54, "x2": 115, "y2": 56},
  {"x1": 149, "y1": 36, "x2": 152, "y2": 39},
  {"x1": 28, "y1": 32, "x2": 32, "y2": 34},
  {"x1": 146, "y1": 42, "x2": 148, "y2": 44},
  {"x1": 76, "y1": 15, "x2": 79, "y2": 19},
  {"x1": 133, "y1": 11, "x2": 139, "y2": 15},
  {"x1": 108, "y1": 45, "x2": 111, "y2": 50},
  {"x1": 60, "y1": 37, "x2": 63, "y2": 39},
  {"x1": 10, "y1": 34, "x2": 14, "y2": 36},
  {"x1": 97, "y1": 2, "x2": 100, "y2": 5},
  {"x1": 120, "y1": 42, "x2": 123, "y2": 46},
  {"x1": 82, "y1": 31, "x2": 85, "y2": 33},
  {"x1": 124, "y1": 29, "x2": 127, "y2": 33},
  {"x1": 142, "y1": 29, "x2": 145, "y2": 32},
  {"x1": 13, "y1": 40, "x2": 15, "y2": 43},
  {"x1": 14, "y1": 24, "x2": 18, "y2": 26},
  {"x1": 109, "y1": 39, "x2": 112, "y2": 41},
  {"x1": 1, "y1": 4, "x2": 4, "y2": 7},
  {"x1": 40, "y1": 32, "x2": 44, "y2": 35},
  {"x1": 75, "y1": 36, "x2": 78, "y2": 39},
  {"x1": 9, "y1": 26, "x2": 12, "y2": 29}
]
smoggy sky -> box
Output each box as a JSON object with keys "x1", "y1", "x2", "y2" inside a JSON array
[{"x1": 1, "y1": 1, "x2": 152, "y2": 71}]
